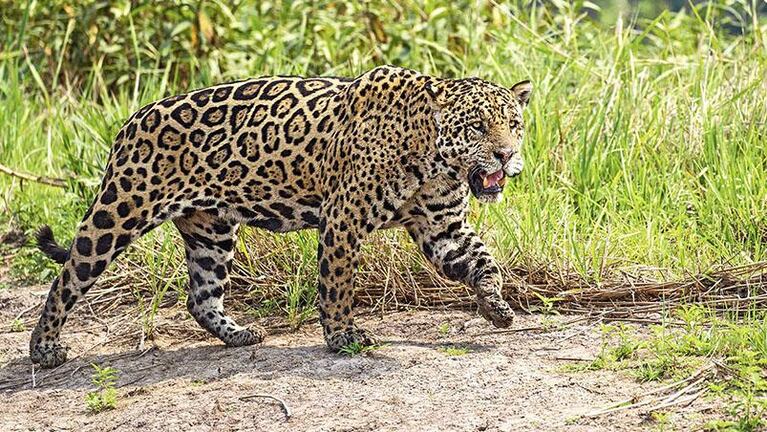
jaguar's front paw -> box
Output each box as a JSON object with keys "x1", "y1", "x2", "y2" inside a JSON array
[
  {"x1": 30, "y1": 343, "x2": 68, "y2": 369},
  {"x1": 225, "y1": 325, "x2": 267, "y2": 347},
  {"x1": 476, "y1": 295, "x2": 515, "y2": 328},
  {"x1": 325, "y1": 327, "x2": 378, "y2": 352}
]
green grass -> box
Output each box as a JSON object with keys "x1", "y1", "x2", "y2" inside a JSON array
[
  {"x1": 3, "y1": 2, "x2": 766, "y2": 288},
  {"x1": 130, "y1": 225, "x2": 187, "y2": 340}
]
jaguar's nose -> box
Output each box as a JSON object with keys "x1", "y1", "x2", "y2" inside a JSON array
[{"x1": 493, "y1": 148, "x2": 515, "y2": 165}]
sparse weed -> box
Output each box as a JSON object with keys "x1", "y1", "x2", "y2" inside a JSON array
[
  {"x1": 565, "y1": 323, "x2": 641, "y2": 372},
  {"x1": 634, "y1": 356, "x2": 678, "y2": 383},
  {"x1": 339, "y1": 342, "x2": 384, "y2": 357},
  {"x1": 531, "y1": 293, "x2": 563, "y2": 316},
  {"x1": 438, "y1": 345, "x2": 471, "y2": 357},
  {"x1": 9, "y1": 318, "x2": 25, "y2": 332},
  {"x1": 705, "y1": 393, "x2": 767, "y2": 431},
  {"x1": 85, "y1": 364, "x2": 119, "y2": 413},
  {"x1": 650, "y1": 411, "x2": 672, "y2": 432},
  {"x1": 539, "y1": 315, "x2": 561, "y2": 332},
  {"x1": 437, "y1": 322, "x2": 450, "y2": 336}
]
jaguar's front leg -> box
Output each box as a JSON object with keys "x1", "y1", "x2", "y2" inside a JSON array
[
  {"x1": 317, "y1": 215, "x2": 377, "y2": 351},
  {"x1": 407, "y1": 218, "x2": 514, "y2": 328}
]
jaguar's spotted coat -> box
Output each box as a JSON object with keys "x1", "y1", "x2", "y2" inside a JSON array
[{"x1": 31, "y1": 65, "x2": 532, "y2": 368}]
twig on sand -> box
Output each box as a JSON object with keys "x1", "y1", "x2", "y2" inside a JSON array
[
  {"x1": 574, "y1": 382, "x2": 606, "y2": 395},
  {"x1": 645, "y1": 387, "x2": 707, "y2": 413},
  {"x1": 554, "y1": 356, "x2": 595, "y2": 362},
  {"x1": 474, "y1": 323, "x2": 549, "y2": 336},
  {"x1": 584, "y1": 362, "x2": 718, "y2": 418},
  {"x1": 13, "y1": 303, "x2": 40, "y2": 323},
  {"x1": 240, "y1": 393, "x2": 292, "y2": 420},
  {"x1": 70, "y1": 364, "x2": 86, "y2": 378}
]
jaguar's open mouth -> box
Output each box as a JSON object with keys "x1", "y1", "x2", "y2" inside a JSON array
[{"x1": 469, "y1": 167, "x2": 506, "y2": 200}]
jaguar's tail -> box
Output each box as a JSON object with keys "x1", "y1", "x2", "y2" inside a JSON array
[{"x1": 36, "y1": 225, "x2": 69, "y2": 264}]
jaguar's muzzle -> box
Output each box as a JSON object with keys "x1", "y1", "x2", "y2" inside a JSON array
[{"x1": 468, "y1": 166, "x2": 506, "y2": 200}]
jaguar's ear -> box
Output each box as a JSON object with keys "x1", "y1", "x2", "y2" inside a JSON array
[
  {"x1": 511, "y1": 80, "x2": 532, "y2": 108},
  {"x1": 425, "y1": 79, "x2": 448, "y2": 124}
]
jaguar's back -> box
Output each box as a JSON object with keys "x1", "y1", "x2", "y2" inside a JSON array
[{"x1": 109, "y1": 76, "x2": 353, "y2": 233}]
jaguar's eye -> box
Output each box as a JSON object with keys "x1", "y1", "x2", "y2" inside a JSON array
[{"x1": 469, "y1": 121, "x2": 486, "y2": 134}]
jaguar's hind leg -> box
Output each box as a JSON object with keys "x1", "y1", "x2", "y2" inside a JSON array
[
  {"x1": 174, "y1": 211, "x2": 265, "y2": 347},
  {"x1": 30, "y1": 209, "x2": 146, "y2": 368}
]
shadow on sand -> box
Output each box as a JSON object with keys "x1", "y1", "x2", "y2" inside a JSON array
[{"x1": 0, "y1": 336, "x2": 496, "y2": 394}]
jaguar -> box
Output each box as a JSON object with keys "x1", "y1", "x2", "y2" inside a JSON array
[{"x1": 31, "y1": 65, "x2": 532, "y2": 368}]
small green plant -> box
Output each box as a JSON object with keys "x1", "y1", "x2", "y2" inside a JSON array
[
  {"x1": 437, "y1": 322, "x2": 450, "y2": 336},
  {"x1": 9, "y1": 318, "x2": 25, "y2": 332},
  {"x1": 566, "y1": 323, "x2": 641, "y2": 372},
  {"x1": 85, "y1": 364, "x2": 119, "y2": 413},
  {"x1": 539, "y1": 315, "x2": 559, "y2": 332},
  {"x1": 339, "y1": 342, "x2": 383, "y2": 357},
  {"x1": 610, "y1": 325, "x2": 642, "y2": 362},
  {"x1": 531, "y1": 292, "x2": 564, "y2": 316},
  {"x1": 438, "y1": 345, "x2": 471, "y2": 357},
  {"x1": 705, "y1": 394, "x2": 767, "y2": 431},
  {"x1": 650, "y1": 411, "x2": 672, "y2": 432},
  {"x1": 564, "y1": 416, "x2": 581, "y2": 426},
  {"x1": 634, "y1": 357, "x2": 677, "y2": 382}
]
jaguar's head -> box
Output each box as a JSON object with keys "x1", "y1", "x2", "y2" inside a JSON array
[{"x1": 426, "y1": 77, "x2": 532, "y2": 203}]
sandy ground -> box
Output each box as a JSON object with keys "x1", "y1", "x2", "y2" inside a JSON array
[{"x1": 0, "y1": 282, "x2": 715, "y2": 432}]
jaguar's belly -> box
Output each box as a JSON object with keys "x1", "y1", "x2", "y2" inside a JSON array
[{"x1": 236, "y1": 193, "x2": 322, "y2": 233}]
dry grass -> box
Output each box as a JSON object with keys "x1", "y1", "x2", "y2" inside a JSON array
[{"x1": 80, "y1": 226, "x2": 767, "y2": 323}]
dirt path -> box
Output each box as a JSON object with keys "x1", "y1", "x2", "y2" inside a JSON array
[{"x1": 0, "y1": 285, "x2": 708, "y2": 431}]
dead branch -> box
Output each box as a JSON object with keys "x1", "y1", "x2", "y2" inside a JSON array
[
  {"x1": 584, "y1": 363, "x2": 717, "y2": 418},
  {"x1": 0, "y1": 162, "x2": 68, "y2": 188}
]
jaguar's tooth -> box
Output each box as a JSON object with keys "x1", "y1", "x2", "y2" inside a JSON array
[
  {"x1": 498, "y1": 177, "x2": 506, "y2": 187},
  {"x1": 482, "y1": 177, "x2": 490, "y2": 188}
]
